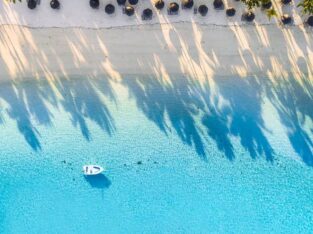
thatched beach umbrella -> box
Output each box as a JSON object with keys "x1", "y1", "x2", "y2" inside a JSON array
[
  {"x1": 155, "y1": 0, "x2": 165, "y2": 10},
  {"x1": 142, "y1": 8, "x2": 153, "y2": 20},
  {"x1": 281, "y1": 14, "x2": 292, "y2": 24},
  {"x1": 281, "y1": 0, "x2": 292, "y2": 5},
  {"x1": 261, "y1": 0, "x2": 272, "y2": 9},
  {"x1": 117, "y1": 0, "x2": 126, "y2": 5},
  {"x1": 308, "y1": 16, "x2": 313, "y2": 26},
  {"x1": 105, "y1": 4, "x2": 115, "y2": 14},
  {"x1": 226, "y1": 7, "x2": 236, "y2": 17},
  {"x1": 90, "y1": 0, "x2": 100, "y2": 9},
  {"x1": 28, "y1": 0, "x2": 37, "y2": 9},
  {"x1": 168, "y1": 2, "x2": 179, "y2": 14},
  {"x1": 213, "y1": 0, "x2": 224, "y2": 9},
  {"x1": 242, "y1": 11, "x2": 255, "y2": 22},
  {"x1": 198, "y1": 5, "x2": 208, "y2": 16},
  {"x1": 50, "y1": 0, "x2": 60, "y2": 9},
  {"x1": 128, "y1": 0, "x2": 138, "y2": 5},
  {"x1": 182, "y1": 0, "x2": 193, "y2": 9},
  {"x1": 124, "y1": 5, "x2": 135, "y2": 16}
]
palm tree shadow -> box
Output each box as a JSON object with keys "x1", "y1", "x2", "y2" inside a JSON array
[
  {"x1": 0, "y1": 76, "x2": 116, "y2": 151},
  {"x1": 214, "y1": 76, "x2": 274, "y2": 161},
  {"x1": 122, "y1": 74, "x2": 276, "y2": 161},
  {"x1": 84, "y1": 174, "x2": 111, "y2": 189},
  {"x1": 0, "y1": 83, "x2": 41, "y2": 151},
  {"x1": 202, "y1": 108, "x2": 235, "y2": 160},
  {"x1": 123, "y1": 75, "x2": 206, "y2": 159},
  {"x1": 264, "y1": 74, "x2": 313, "y2": 166},
  {"x1": 56, "y1": 78, "x2": 116, "y2": 141}
]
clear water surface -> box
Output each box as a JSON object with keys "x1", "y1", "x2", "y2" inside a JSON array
[{"x1": 0, "y1": 75, "x2": 312, "y2": 233}]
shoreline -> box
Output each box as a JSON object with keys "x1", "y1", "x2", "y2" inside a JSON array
[{"x1": 1, "y1": 23, "x2": 312, "y2": 83}]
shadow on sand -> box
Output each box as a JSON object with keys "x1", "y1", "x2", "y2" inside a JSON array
[
  {"x1": 0, "y1": 73, "x2": 312, "y2": 166},
  {"x1": 0, "y1": 21, "x2": 312, "y2": 166}
]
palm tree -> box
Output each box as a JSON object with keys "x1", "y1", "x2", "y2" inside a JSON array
[
  {"x1": 241, "y1": 0, "x2": 277, "y2": 21},
  {"x1": 298, "y1": 0, "x2": 313, "y2": 26}
]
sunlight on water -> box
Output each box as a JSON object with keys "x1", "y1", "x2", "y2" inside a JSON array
[{"x1": 0, "y1": 75, "x2": 312, "y2": 233}]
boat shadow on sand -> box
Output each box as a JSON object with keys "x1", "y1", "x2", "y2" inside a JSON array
[{"x1": 84, "y1": 174, "x2": 111, "y2": 189}]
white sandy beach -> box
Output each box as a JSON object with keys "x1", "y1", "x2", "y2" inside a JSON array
[{"x1": 0, "y1": 0, "x2": 312, "y2": 82}]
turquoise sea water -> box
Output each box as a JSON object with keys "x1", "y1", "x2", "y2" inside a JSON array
[{"x1": 0, "y1": 75, "x2": 312, "y2": 233}]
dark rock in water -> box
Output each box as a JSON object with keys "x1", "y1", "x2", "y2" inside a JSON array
[
  {"x1": 213, "y1": 0, "x2": 224, "y2": 10},
  {"x1": 117, "y1": 0, "x2": 126, "y2": 5},
  {"x1": 124, "y1": 6, "x2": 135, "y2": 16},
  {"x1": 307, "y1": 16, "x2": 313, "y2": 26},
  {"x1": 142, "y1": 8, "x2": 153, "y2": 20},
  {"x1": 105, "y1": 4, "x2": 115, "y2": 14},
  {"x1": 90, "y1": 0, "x2": 100, "y2": 9},
  {"x1": 50, "y1": 0, "x2": 60, "y2": 9},
  {"x1": 182, "y1": 0, "x2": 194, "y2": 9},
  {"x1": 62, "y1": 160, "x2": 66, "y2": 164},
  {"x1": 198, "y1": 5, "x2": 208, "y2": 16},
  {"x1": 155, "y1": 0, "x2": 165, "y2": 10},
  {"x1": 129, "y1": 0, "x2": 138, "y2": 5},
  {"x1": 168, "y1": 2, "x2": 179, "y2": 14},
  {"x1": 281, "y1": 14, "x2": 292, "y2": 24},
  {"x1": 226, "y1": 7, "x2": 236, "y2": 17},
  {"x1": 137, "y1": 161, "x2": 142, "y2": 165},
  {"x1": 28, "y1": 0, "x2": 37, "y2": 10}
]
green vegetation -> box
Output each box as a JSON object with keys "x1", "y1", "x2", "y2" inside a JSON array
[
  {"x1": 298, "y1": 0, "x2": 313, "y2": 15},
  {"x1": 266, "y1": 8, "x2": 277, "y2": 19},
  {"x1": 241, "y1": 0, "x2": 261, "y2": 10},
  {"x1": 241, "y1": 0, "x2": 277, "y2": 19}
]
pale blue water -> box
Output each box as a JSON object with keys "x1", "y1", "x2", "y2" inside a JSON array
[{"x1": 0, "y1": 75, "x2": 312, "y2": 233}]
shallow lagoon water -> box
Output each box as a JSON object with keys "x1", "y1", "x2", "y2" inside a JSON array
[{"x1": 0, "y1": 75, "x2": 312, "y2": 233}]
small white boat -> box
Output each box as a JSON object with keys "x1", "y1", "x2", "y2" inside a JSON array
[{"x1": 83, "y1": 165, "x2": 104, "y2": 175}]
